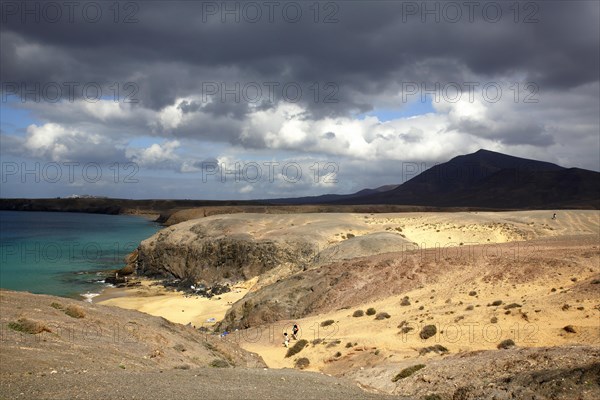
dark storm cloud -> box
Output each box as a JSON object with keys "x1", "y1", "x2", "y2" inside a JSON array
[{"x1": 2, "y1": 1, "x2": 598, "y2": 114}]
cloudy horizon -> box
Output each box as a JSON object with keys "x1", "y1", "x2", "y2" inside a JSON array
[{"x1": 1, "y1": 0, "x2": 599, "y2": 199}]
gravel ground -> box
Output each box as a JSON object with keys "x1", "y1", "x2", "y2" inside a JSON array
[{"x1": 0, "y1": 368, "x2": 403, "y2": 400}]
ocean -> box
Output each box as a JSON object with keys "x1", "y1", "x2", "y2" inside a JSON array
[{"x1": 0, "y1": 211, "x2": 159, "y2": 300}]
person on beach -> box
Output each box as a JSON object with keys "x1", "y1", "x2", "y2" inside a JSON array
[
  {"x1": 292, "y1": 324, "x2": 299, "y2": 340},
  {"x1": 283, "y1": 332, "x2": 289, "y2": 348},
  {"x1": 552, "y1": 213, "x2": 557, "y2": 220}
]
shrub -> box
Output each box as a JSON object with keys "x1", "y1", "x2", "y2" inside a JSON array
[
  {"x1": 366, "y1": 307, "x2": 376, "y2": 316},
  {"x1": 468, "y1": 291, "x2": 477, "y2": 296},
  {"x1": 50, "y1": 302, "x2": 63, "y2": 310},
  {"x1": 334, "y1": 351, "x2": 341, "y2": 358},
  {"x1": 392, "y1": 364, "x2": 425, "y2": 382},
  {"x1": 497, "y1": 339, "x2": 515, "y2": 349},
  {"x1": 375, "y1": 312, "x2": 391, "y2": 320},
  {"x1": 563, "y1": 325, "x2": 576, "y2": 333},
  {"x1": 400, "y1": 296, "x2": 411, "y2": 306},
  {"x1": 286, "y1": 339, "x2": 308, "y2": 358},
  {"x1": 173, "y1": 344, "x2": 186, "y2": 352},
  {"x1": 294, "y1": 357, "x2": 310, "y2": 369},
  {"x1": 345, "y1": 342, "x2": 353, "y2": 348},
  {"x1": 465, "y1": 305, "x2": 474, "y2": 311},
  {"x1": 419, "y1": 325, "x2": 437, "y2": 340},
  {"x1": 321, "y1": 319, "x2": 335, "y2": 327},
  {"x1": 419, "y1": 345, "x2": 448, "y2": 356},
  {"x1": 489, "y1": 300, "x2": 503, "y2": 307},
  {"x1": 352, "y1": 310, "x2": 364, "y2": 317},
  {"x1": 325, "y1": 340, "x2": 341, "y2": 348},
  {"x1": 490, "y1": 317, "x2": 498, "y2": 324},
  {"x1": 64, "y1": 304, "x2": 85, "y2": 319},
  {"x1": 174, "y1": 364, "x2": 190, "y2": 370},
  {"x1": 312, "y1": 338, "x2": 323, "y2": 345},
  {"x1": 346, "y1": 233, "x2": 355, "y2": 239},
  {"x1": 400, "y1": 326, "x2": 414, "y2": 334},
  {"x1": 209, "y1": 359, "x2": 229, "y2": 368},
  {"x1": 504, "y1": 303, "x2": 522, "y2": 310},
  {"x1": 424, "y1": 395, "x2": 442, "y2": 400},
  {"x1": 8, "y1": 318, "x2": 51, "y2": 335}
]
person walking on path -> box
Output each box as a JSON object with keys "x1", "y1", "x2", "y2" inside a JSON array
[{"x1": 283, "y1": 332, "x2": 289, "y2": 348}]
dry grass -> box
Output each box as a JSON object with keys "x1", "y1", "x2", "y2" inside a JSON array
[
  {"x1": 8, "y1": 318, "x2": 51, "y2": 335},
  {"x1": 64, "y1": 304, "x2": 86, "y2": 319}
]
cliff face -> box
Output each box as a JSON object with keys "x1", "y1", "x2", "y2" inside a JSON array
[{"x1": 133, "y1": 215, "x2": 327, "y2": 285}]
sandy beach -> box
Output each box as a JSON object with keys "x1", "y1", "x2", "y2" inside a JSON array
[{"x1": 96, "y1": 278, "x2": 256, "y2": 328}]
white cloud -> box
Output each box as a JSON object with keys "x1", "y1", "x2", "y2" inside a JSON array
[{"x1": 125, "y1": 140, "x2": 181, "y2": 168}]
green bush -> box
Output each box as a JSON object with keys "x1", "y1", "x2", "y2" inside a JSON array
[
  {"x1": 286, "y1": 339, "x2": 308, "y2": 358},
  {"x1": 400, "y1": 296, "x2": 411, "y2": 306},
  {"x1": 50, "y1": 302, "x2": 63, "y2": 310},
  {"x1": 366, "y1": 307, "x2": 376, "y2": 316},
  {"x1": 320, "y1": 319, "x2": 335, "y2": 327},
  {"x1": 352, "y1": 310, "x2": 364, "y2": 317},
  {"x1": 392, "y1": 364, "x2": 425, "y2": 382}
]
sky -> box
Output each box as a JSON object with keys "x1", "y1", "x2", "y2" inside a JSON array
[{"x1": 1, "y1": 0, "x2": 599, "y2": 199}]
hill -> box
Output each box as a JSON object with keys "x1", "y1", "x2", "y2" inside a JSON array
[{"x1": 271, "y1": 150, "x2": 600, "y2": 209}]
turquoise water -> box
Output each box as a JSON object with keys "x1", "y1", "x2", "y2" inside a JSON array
[{"x1": 0, "y1": 211, "x2": 159, "y2": 299}]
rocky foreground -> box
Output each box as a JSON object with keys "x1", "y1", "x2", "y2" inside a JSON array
[{"x1": 0, "y1": 290, "x2": 394, "y2": 400}]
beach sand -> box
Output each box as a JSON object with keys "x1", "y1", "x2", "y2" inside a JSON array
[{"x1": 96, "y1": 278, "x2": 256, "y2": 328}]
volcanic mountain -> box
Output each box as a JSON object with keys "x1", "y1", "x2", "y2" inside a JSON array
[{"x1": 270, "y1": 149, "x2": 600, "y2": 209}]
